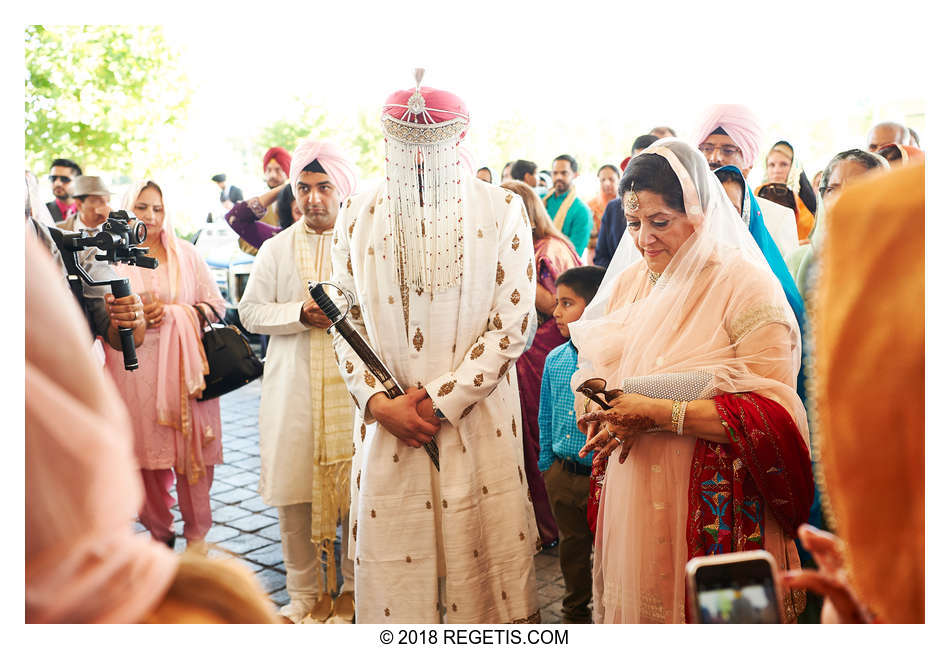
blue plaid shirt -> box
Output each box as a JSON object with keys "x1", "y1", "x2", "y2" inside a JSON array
[{"x1": 538, "y1": 341, "x2": 591, "y2": 472}]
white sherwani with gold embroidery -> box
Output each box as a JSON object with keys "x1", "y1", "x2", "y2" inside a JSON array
[{"x1": 330, "y1": 177, "x2": 540, "y2": 623}]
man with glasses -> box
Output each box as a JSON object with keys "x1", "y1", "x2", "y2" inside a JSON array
[
  {"x1": 46, "y1": 158, "x2": 82, "y2": 224},
  {"x1": 695, "y1": 104, "x2": 798, "y2": 256}
]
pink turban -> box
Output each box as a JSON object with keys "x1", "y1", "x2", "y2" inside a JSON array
[
  {"x1": 382, "y1": 85, "x2": 470, "y2": 140},
  {"x1": 26, "y1": 237, "x2": 178, "y2": 623},
  {"x1": 694, "y1": 104, "x2": 763, "y2": 169},
  {"x1": 262, "y1": 146, "x2": 291, "y2": 176},
  {"x1": 289, "y1": 140, "x2": 358, "y2": 201}
]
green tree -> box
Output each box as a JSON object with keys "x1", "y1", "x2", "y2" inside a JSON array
[{"x1": 25, "y1": 25, "x2": 191, "y2": 175}]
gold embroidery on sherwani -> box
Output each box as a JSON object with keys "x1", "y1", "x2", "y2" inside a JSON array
[
  {"x1": 518, "y1": 466, "x2": 523, "y2": 484},
  {"x1": 473, "y1": 549, "x2": 479, "y2": 558},
  {"x1": 492, "y1": 313, "x2": 502, "y2": 329},
  {"x1": 482, "y1": 486, "x2": 489, "y2": 494},
  {"x1": 498, "y1": 359, "x2": 511, "y2": 378},
  {"x1": 368, "y1": 246, "x2": 374, "y2": 255},
  {"x1": 369, "y1": 205, "x2": 375, "y2": 215},
  {"x1": 473, "y1": 373, "x2": 484, "y2": 387},
  {"x1": 346, "y1": 198, "x2": 352, "y2": 208},
  {"x1": 413, "y1": 328, "x2": 424, "y2": 352},
  {"x1": 527, "y1": 261, "x2": 534, "y2": 281},
  {"x1": 393, "y1": 454, "x2": 399, "y2": 463},
  {"x1": 350, "y1": 305, "x2": 361, "y2": 321},
  {"x1": 521, "y1": 206, "x2": 530, "y2": 227},
  {"x1": 496, "y1": 428, "x2": 502, "y2": 437},
  {"x1": 505, "y1": 193, "x2": 513, "y2": 204},
  {"x1": 510, "y1": 289, "x2": 521, "y2": 305},
  {"x1": 499, "y1": 335, "x2": 510, "y2": 350},
  {"x1": 461, "y1": 404, "x2": 475, "y2": 418},
  {"x1": 384, "y1": 608, "x2": 390, "y2": 617},
  {"x1": 352, "y1": 521, "x2": 357, "y2": 540},
  {"x1": 348, "y1": 220, "x2": 355, "y2": 236},
  {"x1": 477, "y1": 229, "x2": 484, "y2": 238},
  {"x1": 388, "y1": 295, "x2": 395, "y2": 304},
  {"x1": 425, "y1": 501, "x2": 432, "y2": 509},
  {"x1": 521, "y1": 313, "x2": 529, "y2": 334},
  {"x1": 511, "y1": 416, "x2": 517, "y2": 435},
  {"x1": 346, "y1": 255, "x2": 353, "y2": 275},
  {"x1": 511, "y1": 234, "x2": 520, "y2": 250},
  {"x1": 371, "y1": 509, "x2": 376, "y2": 518},
  {"x1": 470, "y1": 343, "x2": 485, "y2": 359},
  {"x1": 438, "y1": 380, "x2": 456, "y2": 397},
  {"x1": 364, "y1": 371, "x2": 376, "y2": 388},
  {"x1": 345, "y1": 361, "x2": 354, "y2": 374},
  {"x1": 442, "y1": 499, "x2": 448, "y2": 509},
  {"x1": 519, "y1": 532, "x2": 525, "y2": 541},
  {"x1": 496, "y1": 262, "x2": 505, "y2": 286}
]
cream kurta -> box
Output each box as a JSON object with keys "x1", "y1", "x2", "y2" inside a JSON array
[
  {"x1": 239, "y1": 225, "x2": 336, "y2": 506},
  {"x1": 331, "y1": 178, "x2": 540, "y2": 624}
]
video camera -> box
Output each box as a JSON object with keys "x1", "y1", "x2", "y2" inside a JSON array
[{"x1": 48, "y1": 210, "x2": 159, "y2": 371}]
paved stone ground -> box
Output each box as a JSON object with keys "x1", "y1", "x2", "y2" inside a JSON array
[{"x1": 135, "y1": 380, "x2": 569, "y2": 623}]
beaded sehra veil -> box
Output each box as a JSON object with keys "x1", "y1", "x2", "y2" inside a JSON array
[
  {"x1": 568, "y1": 139, "x2": 809, "y2": 622},
  {"x1": 381, "y1": 70, "x2": 470, "y2": 295}
]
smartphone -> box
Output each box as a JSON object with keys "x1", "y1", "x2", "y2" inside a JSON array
[{"x1": 685, "y1": 550, "x2": 782, "y2": 624}]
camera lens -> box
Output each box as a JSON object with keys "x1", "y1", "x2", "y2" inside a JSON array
[{"x1": 132, "y1": 220, "x2": 147, "y2": 244}]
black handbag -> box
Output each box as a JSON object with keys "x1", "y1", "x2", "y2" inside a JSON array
[{"x1": 192, "y1": 301, "x2": 263, "y2": 401}]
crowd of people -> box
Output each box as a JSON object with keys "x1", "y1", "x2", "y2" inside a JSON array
[{"x1": 25, "y1": 75, "x2": 924, "y2": 626}]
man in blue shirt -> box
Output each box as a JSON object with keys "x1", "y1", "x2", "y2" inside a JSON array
[{"x1": 538, "y1": 265, "x2": 606, "y2": 624}]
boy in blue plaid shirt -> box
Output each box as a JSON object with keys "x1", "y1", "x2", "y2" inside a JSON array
[{"x1": 538, "y1": 265, "x2": 606, "y2": 624}]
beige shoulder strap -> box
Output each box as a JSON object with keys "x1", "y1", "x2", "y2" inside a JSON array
[{"x1": 552, "y1": 187, "x2": 576, "y2": 231}]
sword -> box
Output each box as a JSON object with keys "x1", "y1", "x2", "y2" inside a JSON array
[{"x1": 308, "y1": 281, "x2": 440, "y2": 471}]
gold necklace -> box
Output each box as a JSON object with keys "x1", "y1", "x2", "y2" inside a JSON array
[{"x1": 648, "y1": 270, "x2": 661, "y2": 286}]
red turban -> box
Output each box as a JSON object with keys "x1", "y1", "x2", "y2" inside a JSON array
[{"x1": 262, "y1": 146, "x2": 291, "y2": 176}]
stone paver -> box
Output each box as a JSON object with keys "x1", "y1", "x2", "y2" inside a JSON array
[{"x1": 143, "y1": 379, "x2": 570, "y2": 622}]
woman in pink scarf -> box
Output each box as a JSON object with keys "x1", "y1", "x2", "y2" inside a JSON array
[{"x1": 104, "y1": 180, "x2": 227, "y2": 550}]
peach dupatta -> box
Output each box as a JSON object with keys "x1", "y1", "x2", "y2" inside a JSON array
[{"x1": 26, "y1": 237, "x2": 177, "y2": 623}]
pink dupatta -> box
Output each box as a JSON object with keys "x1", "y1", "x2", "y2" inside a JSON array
[{"x1": 122, "y1": 181, "x2": 216, "y2": 484}]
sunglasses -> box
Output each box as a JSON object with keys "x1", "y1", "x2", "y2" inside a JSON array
[{"x1": 49, "y1": 175, "x2": 73, "y2": 184}]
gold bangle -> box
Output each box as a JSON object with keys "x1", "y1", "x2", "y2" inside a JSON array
[{"x1": 671, "y1": 400, "x2": 688, "y2": 436}]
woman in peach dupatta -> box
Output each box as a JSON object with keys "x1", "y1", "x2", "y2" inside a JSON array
[
  {"x1": 571, "y1": 141, "x2": 813, "y2": 623},
  {"x1": 104, "y1": 180, "x2": 227, "y2": 550}
]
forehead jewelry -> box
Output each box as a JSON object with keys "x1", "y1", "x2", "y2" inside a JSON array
[{"x1": 624, "y1": 182, "x2": 640, "y2": 212}]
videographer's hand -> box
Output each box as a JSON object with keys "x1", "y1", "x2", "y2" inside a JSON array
[
  {"x1": 105, "y1": 293, "x2": 146, "y2": 348},
  {"x1": 300, "y1": 298, "x2": 332, "y2": 329},
  {"x1": 368, "y1": 388, "x2": 440, "y2": 448}
]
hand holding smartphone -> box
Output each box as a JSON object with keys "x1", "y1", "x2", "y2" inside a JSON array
[{"x1": 686, "y1": 550, "x2": 783, "y2": 624}]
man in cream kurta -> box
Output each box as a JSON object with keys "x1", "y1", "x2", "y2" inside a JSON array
[
  {"x1": 238, "y1": 140, "x2": 358, "y2": 623},
  {"x1": 329, "y1": 79, "x2": 540, "y2": 624}
]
